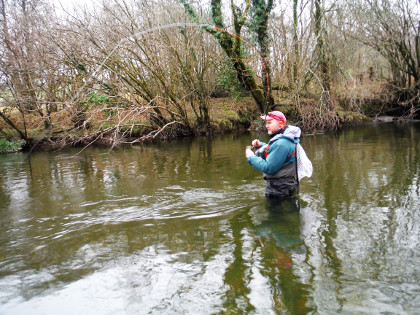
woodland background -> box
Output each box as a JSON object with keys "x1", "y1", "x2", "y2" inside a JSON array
[{"x1": 0, "y1": 0, "x2": 419, "y2": 151}]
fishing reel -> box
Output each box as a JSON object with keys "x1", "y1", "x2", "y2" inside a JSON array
[
  {"x1": 254, "y1": 145, "x2": 267, "y2": 158},
  {"x1": 246, "y1": 144, "x2": 266, "y2": 158}
]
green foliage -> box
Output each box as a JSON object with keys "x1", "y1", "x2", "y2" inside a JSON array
[
  {"x1": 336, "y1": 110, "x2": 371, "y2": 125},
  {"x1": 85, "y1": 92, "x2": 116, "y2": 118},
  {"x1": 86, "y1": 92, "x2": 109, "y2": 106},
  {"x1": 218, "y1": 61, "x2": 249, "y2": 97},
  {"x1": 248, "y1": 0, "x2": 274, "y2": 48},
  {"x1": 0, "y1": 139, "x2": 26, "y2": 153},
  {"x1": 211, "y1": 0, "x2": 224, "y2": 27}
]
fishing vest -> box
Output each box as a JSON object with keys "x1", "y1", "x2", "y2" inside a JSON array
[{"x1": 261, "y1": 141, "x2": 297, "y2": 180}]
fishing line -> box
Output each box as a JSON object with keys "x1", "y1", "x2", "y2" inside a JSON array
[
  {"x1": 213, "y1": 26, "x2": 271, "y2": 110},
  {"x1": 213, "y1": 26, "x2": 271, "y2": 141},
  {"x1": 71, "y1": 22, "x2": 271, "y2": 140}
]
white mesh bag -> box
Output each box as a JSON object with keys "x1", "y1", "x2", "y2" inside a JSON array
[{"x1": 296, "y1": 143, "x2": 313, "y2": 181}]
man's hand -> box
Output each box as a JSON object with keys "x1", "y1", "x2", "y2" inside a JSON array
[
  {"x1": 251, "y1": 139, "x2": 261, "y2": 148},
  {"x1": 245, "y1": 147, "x2": 254, "y2": 158}
]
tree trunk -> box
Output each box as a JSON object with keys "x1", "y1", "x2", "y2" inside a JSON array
[
  {"x1": 251, "y1": 0, "x2": 274, "y2": 109},
  {"x1": 293, "y1": 0, "x2": 299, "y2": 88},
  {"x1": 180, "y1": 0, "x2": 272, "y2": 113},
  {"x1": 314, "y1": 0, "x2": 333, "y2": 109}
]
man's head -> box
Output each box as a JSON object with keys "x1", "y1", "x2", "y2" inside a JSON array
[{"x1": 260, "y1": 111, "x2": 286, "y2": 135}]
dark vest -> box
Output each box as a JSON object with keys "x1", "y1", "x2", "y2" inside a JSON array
[{"x1": 262, "y1": 139, "x2": 298, "y2": 198}]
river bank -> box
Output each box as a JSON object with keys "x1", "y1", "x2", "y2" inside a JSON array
[
  {"x1": 0, "y1": 85, "x2": 415, "y2": 154},
  {"x1": 0, "y1": 114, "x2": 405, "y2": 154}
]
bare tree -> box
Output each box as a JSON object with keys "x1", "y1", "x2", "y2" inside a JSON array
[
  {"x1": 0, "y1": 0, "x2": 70, "y2": 143},
  {"x1": 46, "y1": 0, "x2": 227, "y2": 147},
  {"x1": 347, "y1": 0, "x2": 420, "y2": 115}
]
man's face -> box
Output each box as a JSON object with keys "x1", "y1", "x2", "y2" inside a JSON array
[{"x1": 265, "y1": 119, "x2": 282, "y2": 135}]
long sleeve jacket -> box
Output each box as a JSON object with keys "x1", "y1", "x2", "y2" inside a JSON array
[{"x1": 247, "y1": 125, "x2": 301, "y2": 176}]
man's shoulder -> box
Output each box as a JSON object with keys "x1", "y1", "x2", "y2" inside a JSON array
[{"x1": 271, "y1": 136, "x2": 295, "y2": 147}]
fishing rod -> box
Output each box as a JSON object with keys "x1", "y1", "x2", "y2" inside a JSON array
[
  {"x1": 71, "y1": 23, "x2": 270, "y2": 107},
  {"x1": 69, "y1": 22, "x2": 272, "y2": 141},
  {"x1": 213, "y1": 26, "x2": 271, "y2": 141}
]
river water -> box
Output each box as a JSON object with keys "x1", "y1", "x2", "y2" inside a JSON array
[{"x1": 0, "y1": 121, "x2": 419, "y2": 314}]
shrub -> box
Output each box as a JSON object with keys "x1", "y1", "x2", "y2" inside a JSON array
[{"x1": 0, "y1": 139, "x2": 26, "y2": 153}]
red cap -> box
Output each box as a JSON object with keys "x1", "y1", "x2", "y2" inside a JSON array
[{"x1": 260, "y1": 111, "x2": 286, "y2": 122}]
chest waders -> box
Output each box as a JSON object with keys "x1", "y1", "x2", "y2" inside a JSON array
[{"x1": 263, "y1": 143, "x2": 298, "y2": 199}]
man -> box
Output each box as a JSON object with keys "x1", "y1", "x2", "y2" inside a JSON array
[{"x1": 245, "y1": 111, "x2": 301, "y2": 199}]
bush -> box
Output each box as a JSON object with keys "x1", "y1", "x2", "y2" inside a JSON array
[{"x1": 0, "y1": 139, "x2": 25, "y2": 153}]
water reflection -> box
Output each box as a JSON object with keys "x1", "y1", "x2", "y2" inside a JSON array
[
  {"x1": 257, "y1": 198, "x2": 312, "y2": 314},
  {"x1": 0, "y1": 122, "x2": 419, "y2": 313}
]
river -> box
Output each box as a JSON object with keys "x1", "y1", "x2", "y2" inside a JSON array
[{"x1": 0, "y1": 121, "x2": 419, "y2": 314}]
